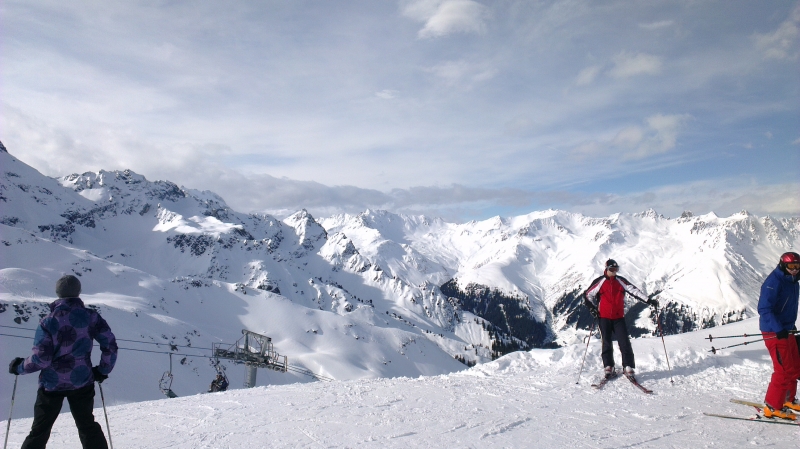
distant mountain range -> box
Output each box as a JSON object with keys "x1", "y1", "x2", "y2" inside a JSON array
[{"x1": 1, "y1": 139, "x2": 797, "y2": 404}]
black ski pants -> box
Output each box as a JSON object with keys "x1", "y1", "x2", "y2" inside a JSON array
[
  {"x1": 21, "y1": 384, "x2": 108, "y2": 449},
  {"x1": 598, "y1": 317, "x2": 635, "y2": 370}
]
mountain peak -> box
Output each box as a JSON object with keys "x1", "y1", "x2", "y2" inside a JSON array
[{"x1": 635, "y1": 208, "x2": 664, "y2": 220}]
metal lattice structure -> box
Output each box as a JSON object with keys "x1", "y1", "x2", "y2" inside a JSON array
[{"x1": 212, "y1": 330, "x2": 287, "y2": 387}]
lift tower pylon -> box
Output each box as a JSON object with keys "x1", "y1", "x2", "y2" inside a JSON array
[{"x1": 212, "y1": 330, "x2": 288, "y2": 388}]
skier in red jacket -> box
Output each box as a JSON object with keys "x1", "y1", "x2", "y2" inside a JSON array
[{"x1": 583, "y1": 259, "x2": 658, "y2": 379}]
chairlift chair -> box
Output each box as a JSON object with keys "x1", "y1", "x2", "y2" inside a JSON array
[
  {"x1": 208, "y1": 358, "x2": 230, "y2": 392},
  {"x1": 159, "y1": 353, "x2": 178, "y2": 398}
]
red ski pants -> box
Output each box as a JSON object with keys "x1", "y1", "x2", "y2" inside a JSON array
[{"x1": 763, "y1": 333, "x2": 800, "y2": 410}]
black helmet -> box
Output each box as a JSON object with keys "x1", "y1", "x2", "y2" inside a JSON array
[{"x1": 605, "y1": 259, "x2": 619, "y2": 269}]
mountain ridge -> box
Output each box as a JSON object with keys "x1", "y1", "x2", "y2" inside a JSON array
[{"x1": 1, "y1": 141, "x2": 798, "y2": 413}]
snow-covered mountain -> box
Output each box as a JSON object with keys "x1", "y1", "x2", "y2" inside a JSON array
[{"x1": 1, "y1": 140, "x2": 797, "y2": 417}]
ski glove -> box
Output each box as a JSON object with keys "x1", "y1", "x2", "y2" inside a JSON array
[
  {"x1": 776, "y1": 329, "x2": 789, "y2": 340},
  {"x1": 8, "y1": 357, "x2": 24, "y2": 375},
  {"x1": 92, "y1": 366, "x2": 108, "y2": 383},
  {"x1": 647, "y1": 298, "x2": 659, "y2": 308}
]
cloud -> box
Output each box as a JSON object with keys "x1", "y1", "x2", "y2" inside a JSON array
[
  {"x1": 4, "y1": 135, "x2": 796, "y2": 223},
  {"x1": 402, "y1": 0, "x2": 488, "y2": 38},
  {"x1": 793, "y1": 138, "x2": 800, "y2": 145},
  {"x1": 638, "y1": 20, "x2": 674, "y2": 30},
  {"x1": 426, "y1": 60, "x2": 497, "y2": 87},
  {"x1": 575, "y1": 65, "x2": 602, "y2": 86},
  {"x1": 753, "y1": 5, "x2": 799, "y2": 60},
  {"x1": 637, "y1": 113, "x2": 688, "y2": 157},
  {"x1": 375, "y1": 90, "x2": 399, "y2": 99},
  {"x1": 608, "y1": 51, "x2": 662, "y2": 78},
  {"x1": 573, "y1": 113, "x2": 691, "y2": 160},
  {"x1": 228, "y1": 176, "x2": 800, "y2": 222},
  {"x1": 571, "y1": 180, "x2": 800, "y2": 219},
  {"x1": 611, "y1": 126, "x2": 646, "y2": 149}
]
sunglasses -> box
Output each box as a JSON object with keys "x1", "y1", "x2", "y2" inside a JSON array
[
  {"x1": 787, "y1": 263, "x2": 800, "y2": 271},
  {"x1": 607, "y1": 267, "x2": 619, "y2": 272}
]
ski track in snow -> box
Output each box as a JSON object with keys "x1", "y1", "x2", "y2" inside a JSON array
[{"x1": 3, "y1": 318, "x2": 797, "y2": 448}]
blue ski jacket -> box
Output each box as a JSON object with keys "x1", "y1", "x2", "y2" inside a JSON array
[{"x1": 758, "y1": 266, "x2": 799, "y2": 333}]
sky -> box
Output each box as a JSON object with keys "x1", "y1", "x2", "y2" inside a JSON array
[{"x1": 1, "y1": 0, "x2": 798, "y2": 222}]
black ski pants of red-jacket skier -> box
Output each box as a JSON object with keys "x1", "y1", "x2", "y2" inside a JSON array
[
  {"x1": 21, "y1": 384, "x2": 108, "y2": 449},
  {"x1": 599, "y1": 317, "x2": 635, "y2": 370}
]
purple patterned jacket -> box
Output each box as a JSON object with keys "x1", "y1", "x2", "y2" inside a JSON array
[{"x1": 14, "y1": 297, "x2": 118, "y2": 391}]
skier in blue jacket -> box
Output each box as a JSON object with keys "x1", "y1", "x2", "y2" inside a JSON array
[{"x1": 758, "y1": 251, "x2": 800, "y2": 420}]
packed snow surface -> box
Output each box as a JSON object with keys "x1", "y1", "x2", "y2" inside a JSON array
[{"x1": 4, "y1": 317, "x2": 797, "y2": 448}]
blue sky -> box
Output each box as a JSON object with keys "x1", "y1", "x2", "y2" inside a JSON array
[{"x1": 2, "y1": 0, "x2": 798, "y2": 221}]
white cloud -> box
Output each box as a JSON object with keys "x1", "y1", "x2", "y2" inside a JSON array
[
  {"x1": 611, "y1": 126, "x2": 645, "y2": 148},
  {"x1": 402, "y1": 0, "x2": 488, "y2": 38},
  {"x1": 753, "y1": 5, "x2": 799, "y2": 60},
  {"x1": 575, "y1": 65, "x2": 601, "y2": 86},
  {"x1": 793, "y1": 138, "x2": 800, "y2": 145},
  {"x1": 426, "y1": 60, "x2": 497, "y2": 87},
  {"x1": 375, "y1": 90, "x2": 399, "y2": 99},
  {"x1": 638, "y1": 20, "x2": 674, "y2": 30},
  {"x1": 568, "y1": 180, "x2": 800, "y2": 219},
  {"x1": 4, "y1": 133, "x2": 796, "y2": 223},
  {"x1": 573, "y1": 113, "x2": 690, "y2": 160},
  {"x1": 608, "y1": 51, "x2": 662, "y2": 78},
  {"x1": 765, "y1": 131, "x2": 773, "y2": 139},
  {"x1": 572, "y1": 141, "x2": 603, "y2": 159},
  {"x1": 636, "y1": 113, "x2": 688, "y2": 158}
]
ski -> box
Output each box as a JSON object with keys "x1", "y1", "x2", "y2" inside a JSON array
[
  {"x1": 730, "y1": 398, "x2": 799, "y2": 421},
  {"x1": 704, "y1": 412, "x2": 800, "y2": 426},
  {"x1": 623, "y1": 373, "x2": 653, "y2": 394},
  {"x1": 730, "y1": 399, "x2": 766, "y2": 411},
  {"x1": 591, "y1": 370, "x2": 620, "y2": 389},
  {"x1": 591, "y1": 376, "x2": 612, "y2": 389}
]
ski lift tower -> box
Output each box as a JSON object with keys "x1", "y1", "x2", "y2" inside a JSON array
[{"x1": 212, "y1": 330, "x2": 288, "y2": 388}]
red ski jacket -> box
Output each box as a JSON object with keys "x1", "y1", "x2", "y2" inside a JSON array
[{"x1": 583, "y1": 272, "x2": 645, "y2": 320}]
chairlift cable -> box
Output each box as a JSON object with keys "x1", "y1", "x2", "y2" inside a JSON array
[{"x1": 0, "y1": 332, "x2": 333, "y2": 381}]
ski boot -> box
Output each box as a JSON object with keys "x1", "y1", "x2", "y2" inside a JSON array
[
  {"x1": 603, "y1": 366, "x2": 617, "y2": 379},
  {"x1": 784, "y1": 400, "x2": 800, "y2": 412},
  {"x1": 623, "y1": 366, "x2": 636, "y2": 379},
  {"x1": 764, "y1": 404, "x2": 797, "y2": 421}
]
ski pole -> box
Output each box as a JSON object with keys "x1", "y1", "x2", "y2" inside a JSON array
[
  {"x1": 4, "y1": 375, "x2": 18, "y2": 449},
  {"x1": 706, "y1": 330, "x2": 798, "y2": 342},
  {"x1": 98, "y1": 383, "x2": 113, "y2": 449},
  {"x1": 655, "y1": 308, "x2": 673, "y2": 384},
  {"x1": 710, "y1": 336, "x2": 777, "y2": 354},
  {"x1": 575, "y1": 319, "x2": 597, "y2": 384}
]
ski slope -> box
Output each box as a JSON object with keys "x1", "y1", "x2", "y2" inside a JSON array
[{"x1": 4, "y1": 316, "x2": 797, "y2": 448}]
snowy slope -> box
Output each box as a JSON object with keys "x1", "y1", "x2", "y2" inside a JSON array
[
  {"x1": 4, "y1": 316, "x2": 798, "y2": 448},
  {"x1": 1, "y1": 140, "x2": 798, "y2": 421}
]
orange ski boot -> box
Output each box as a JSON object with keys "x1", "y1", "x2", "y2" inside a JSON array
[
  {"x1": 763, "y1": 405, "x2": 797, "y2": 420},
  {"x1": 784, "y1": 400, "x2": 800, "y2": 413}
]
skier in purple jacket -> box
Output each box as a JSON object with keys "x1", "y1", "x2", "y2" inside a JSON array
[{"x1": 8, "y1": 275, "x2": 118, "y2": 449}]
